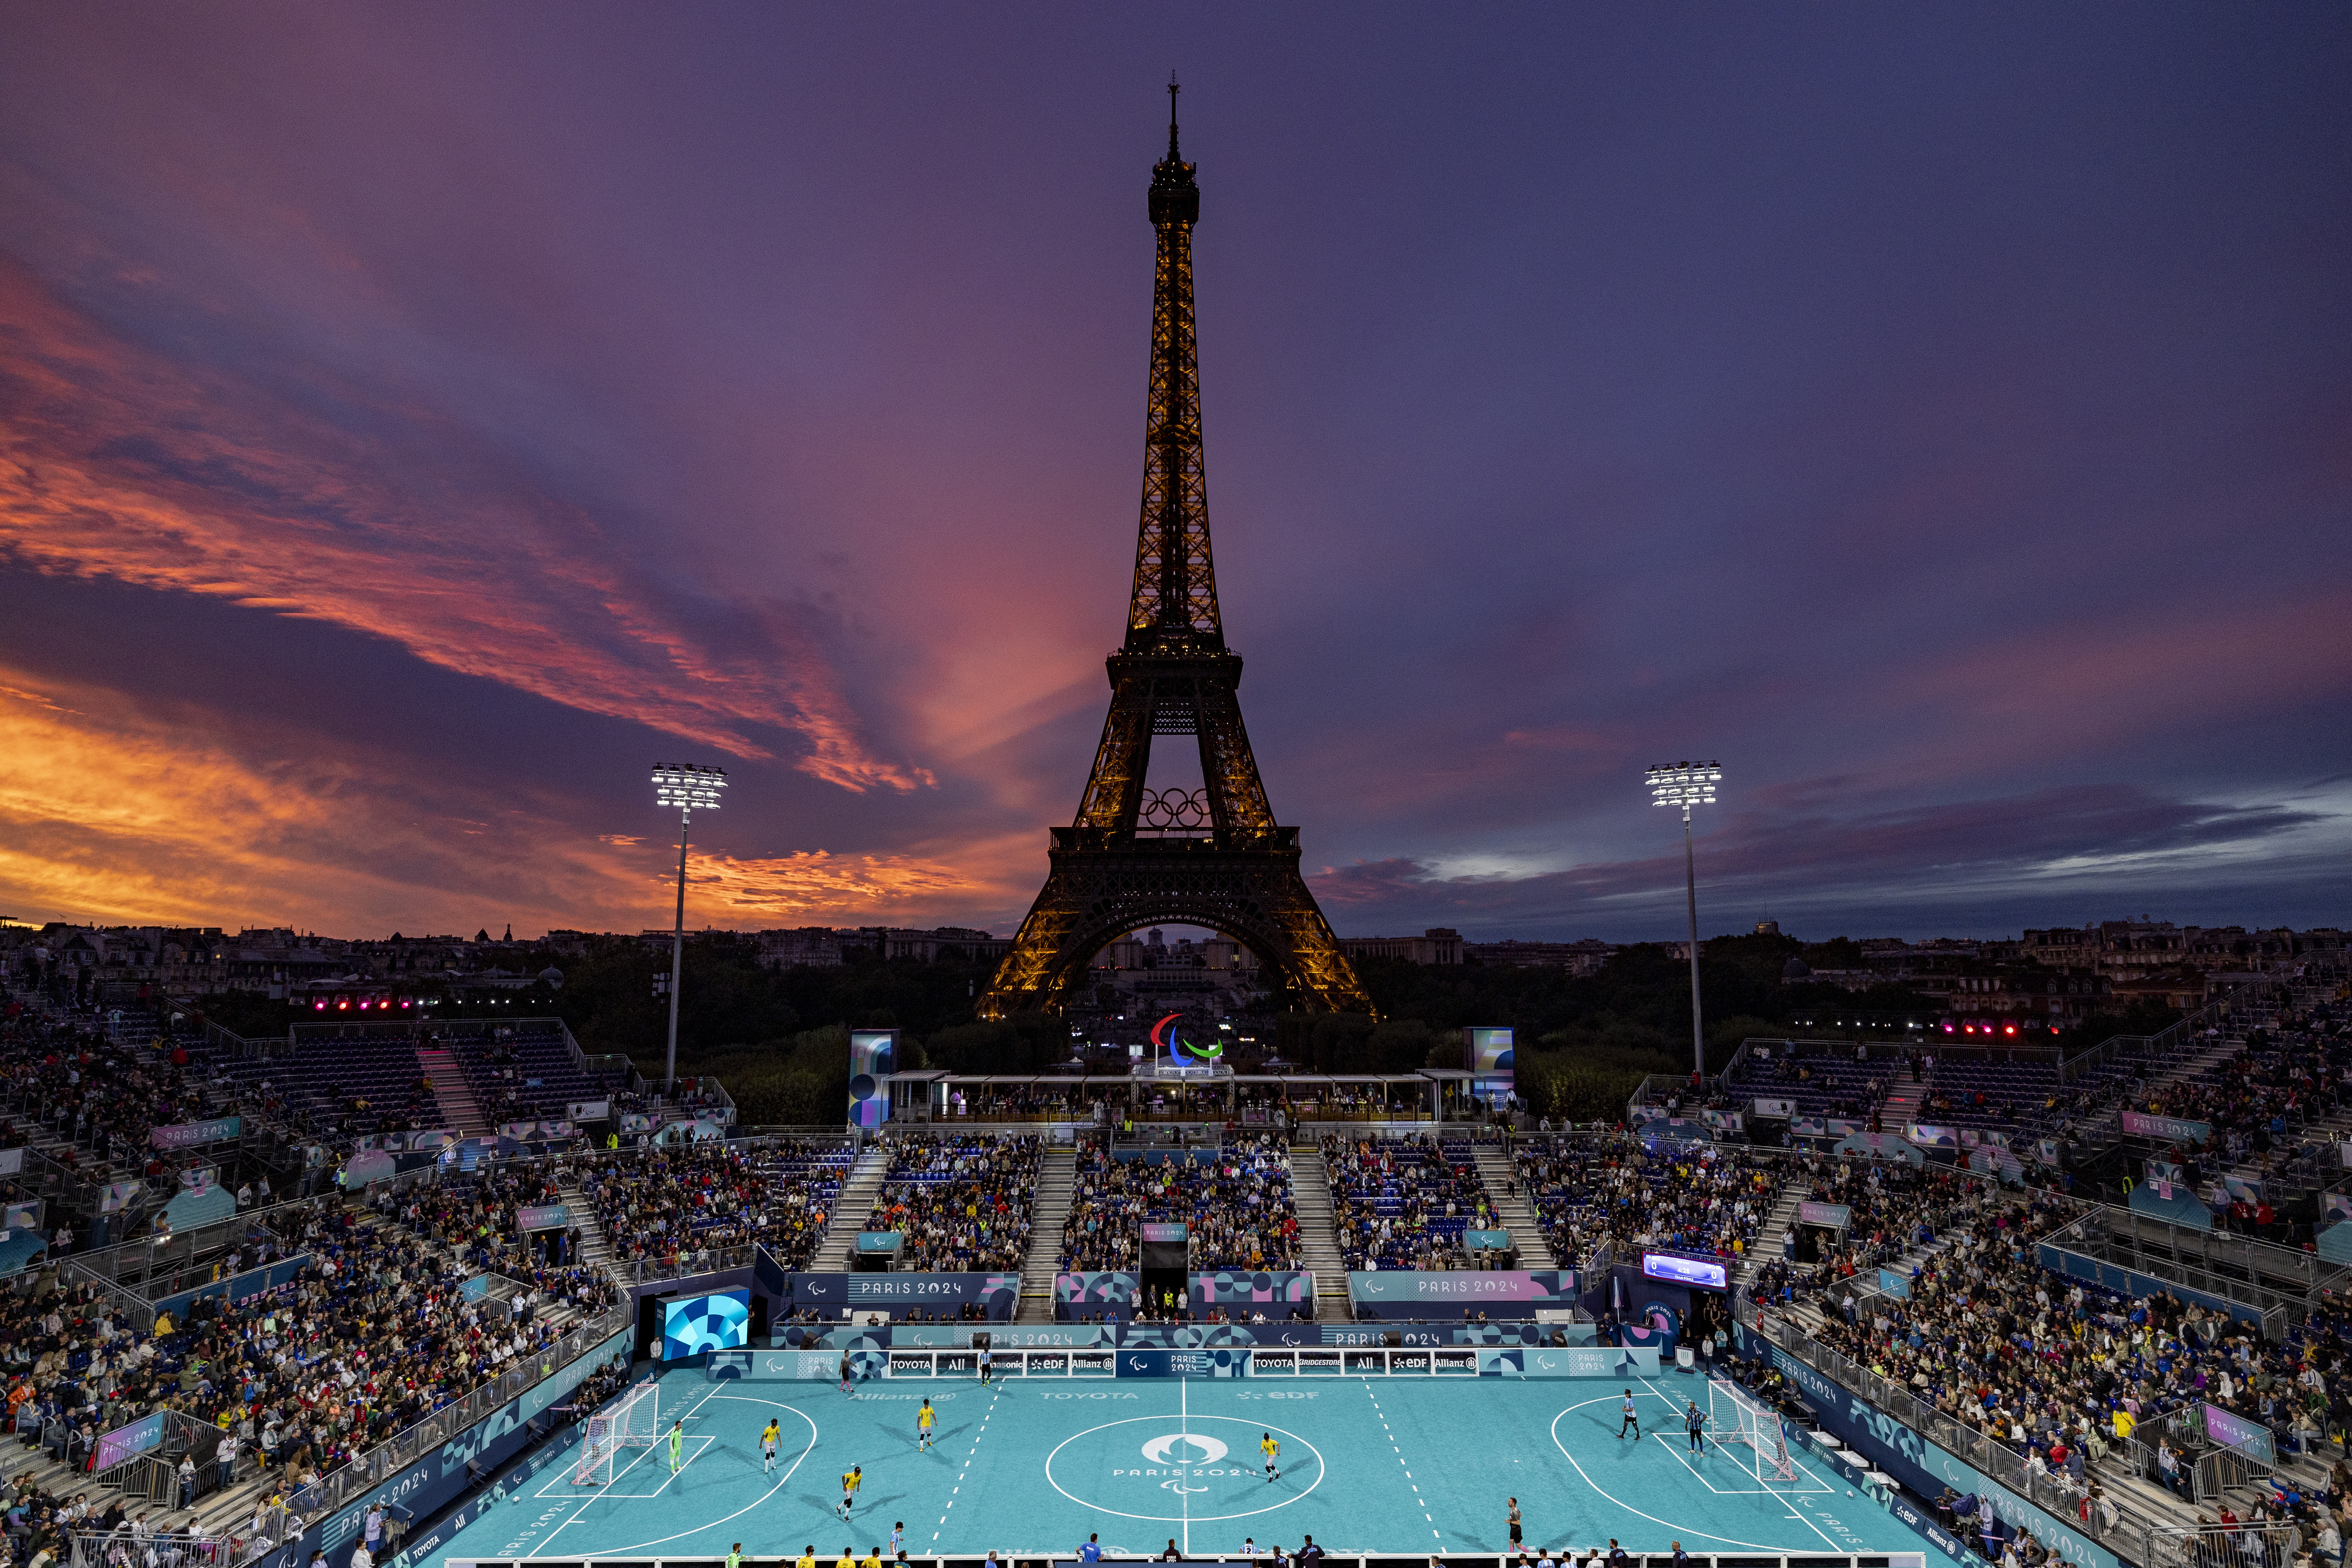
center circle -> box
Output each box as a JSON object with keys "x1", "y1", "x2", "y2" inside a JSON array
[{"x1": 1045, "y1": 1414, "x2": 1325, "y2": 1523}]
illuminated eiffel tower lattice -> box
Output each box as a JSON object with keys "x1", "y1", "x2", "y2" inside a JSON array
[{"x1": 978, "y1": 84, "x2": 1373, "y2": 1020}]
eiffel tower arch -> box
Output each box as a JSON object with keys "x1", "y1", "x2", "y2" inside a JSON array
[{"x1": 978, "y1": 86, "x2": 1373, "y2": 1021}]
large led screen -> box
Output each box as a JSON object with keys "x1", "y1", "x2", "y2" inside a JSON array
[
  {"x1": 661, "y1": 1289, "x2": 751, "y2": 1359},
  {"x1": 1640, "y1": 1252, "x2": 1728, "y2": 1292}
]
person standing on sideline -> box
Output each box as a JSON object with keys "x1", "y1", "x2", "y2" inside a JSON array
[
  {"x1": 799, "y1": 1548, "x2": 817, "y2": 1568},
  {"x1": 1671, "y1": 1546, "x2": 1689, "y2": 1568},
  {"x1": 728, "y1": 1545, "x2": 743, "y2": 1568},
  {"x1": 1507, "y1": 1500, "x2": 1523, "y2": 1551},
  {"x1": 760, "y1": 1419, "x2": 782, "y2": 1474},
  {"x1": 1686, "y1": 1402, "x2": 1708, "y2": 1452},
  {"x1": 1617, "y1": 1391, "x2": 1641, "y2": 1441},
  {"x1": 1080, "y1": 1535, "x2": 1103, "y2": 1563},
  {"x1": 840, "y1": 1350, "x2": 855, "y2": 1396}
]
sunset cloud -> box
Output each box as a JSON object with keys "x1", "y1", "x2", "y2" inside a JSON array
[{"x1": 0, "y1": 259, "x2": 928, "y2": 792}]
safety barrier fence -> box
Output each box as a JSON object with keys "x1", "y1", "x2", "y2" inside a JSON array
[{"x1": 457, "y1": 1555, "x2": 1931, "y2": 1568}]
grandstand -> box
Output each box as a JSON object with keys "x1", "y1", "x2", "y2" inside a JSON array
[
  {"x1": 860, "y1": 1131, "x2": 1041, "y2": 1272},
  {"x1": 1062, "y1": 1133, "x2": 1301, "y2": 1272},
  {"x1": 1324, "y1": 1131, "x2": 1496, "y2": 1270}
]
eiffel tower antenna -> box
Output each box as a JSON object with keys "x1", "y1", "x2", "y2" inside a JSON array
[{"x1": 978, "y1": 93, "x2": 1373, "y2": 1022}]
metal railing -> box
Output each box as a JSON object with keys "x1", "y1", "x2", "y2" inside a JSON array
[
  {"x1": 2060, "y1": 975, "x2": 2283, "y2": 1087},
  {"x1": 71, "y1": 1530, "x2": 236, "y2": 1568},
  {"x1": 1737, "y1": 1296, "x2": 2212, "y2": 1568}
]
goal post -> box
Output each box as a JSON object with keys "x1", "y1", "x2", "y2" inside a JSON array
[
  {"x1": 1708, "y1": 1377, "x2": 1796, "y2": 1482},
  {"x1": 573, "y1": 1381, "x2": 660, "y2": 1487}
]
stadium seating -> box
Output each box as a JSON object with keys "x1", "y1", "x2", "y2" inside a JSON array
[
  {"x1": 1060, "y1": 1136, "x2": 1299, "y2": 1272},
  {"x1": 1724, "y1": 1044, "x2": 1889, "y2": 1122},
  {"x1": 579, "y1": 1140, "x2": 851, "y2": 1269},
  {"x1": 1323, "y1": 1133, "x2": 1494, "y2": 1271},
  {"x1": 453, "y1": 1025, "x2": 605, "y2": 1127},
  {"x1": 860, "y1": 1132, "x2": 1042, "y2": 1271},
  {"x1": 1513, "y1": 1133, "x2": 1777, "y2": 1269}
]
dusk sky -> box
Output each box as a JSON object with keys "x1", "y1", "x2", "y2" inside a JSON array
[{"x1": 2, "y1": 6, "x2": 2347, "y2": 945}]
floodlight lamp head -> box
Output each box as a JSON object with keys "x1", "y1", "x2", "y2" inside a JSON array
[
  {"x1": 1645, "y1": 761, "x2": 1722, "y2": 819},
  {"x1": 652, "y1": 763, "x2": 727, "y2": 815}
]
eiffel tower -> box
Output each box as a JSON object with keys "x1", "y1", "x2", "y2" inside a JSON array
[{"x1": 978, "y1": 84, "x2": 1374, "y2": 1020}]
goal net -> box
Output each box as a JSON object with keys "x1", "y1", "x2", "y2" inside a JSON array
[
  {"x1": 573, "y1": 1381, "x2": 660, "y2": 1487},
  {"x1": 1709, "y1": 1378, "x2": 1796, "y2": 1482}
]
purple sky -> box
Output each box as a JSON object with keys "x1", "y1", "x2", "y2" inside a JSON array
[{"x1": 1, "y1": 5, "x2": 2347, "y2": 944}]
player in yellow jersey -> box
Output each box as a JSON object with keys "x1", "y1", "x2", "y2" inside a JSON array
[
  {"x1": 837, "y1": 1463, "x2": 863, "y2": 1518},
  {"x1": 835, "y1": 1550, "x2": 854, "y2": 1568},
  {"x1": 798, "y1": 1548, "x2": 817, "y2": 1568},
  {"x1": 1261, "y1": 1431, "x2": 1281, "y2": 1483},
  {"x1": 760, "y1": 1419, "x2": 782, "y2": 1474},
  {"x1": 916, "y1": 1399, "x2": 936, "y2": 1452}
]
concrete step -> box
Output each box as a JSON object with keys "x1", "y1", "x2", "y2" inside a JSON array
[
  {"x1": 1470, "y1": 1145, "x2": 1554, "y2": 1266},
  {"x1": 1018, "y1": 1144, "x2": 1079, "y2": 1323},
  {"x1": 1287, "y1": 1142, "x2": 1351, "y2": 1322},
  {"x1": 417, "y1": 1047, "x2": 490, "y2": 1136},
  {"x1": 557, "y1": 1172, "x2": 614, "y2": 1267},
  {"x1": 1735, "y1": 1187, "x2": 1806, "y2": 1290},
  {"x1": 806, "y1": 1145, "x2": 894, "y2": 1272}
]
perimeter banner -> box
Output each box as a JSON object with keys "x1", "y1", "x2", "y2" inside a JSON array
[
  {"x1": 790, "y1": 1271, "x2": 1020, "y2": 1318},
  {"x1": 149, "y1": 1116, "x2": 241, "y2": 1149},
  {"x1": 1192, "y1": 1269, "x2": 1313, "y2": 1310},
  {"x1": 2203, "y1": 1402, "x2": 2276, "y2": 1463},
  {"x1": 2120, "y1": 1111, "x2": 2211, "y2": 1145},
  {"x1": 1347, "y1": 1269, "x2": 1579, "y2": 1319}
]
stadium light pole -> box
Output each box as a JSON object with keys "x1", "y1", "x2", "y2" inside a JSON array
[
  {"x1": 1647, "y1": 761, "x2": 1721, "y2": 1082},
  {"x1": 652, "y1": 763, "x2": 727, "y2": 1096}
]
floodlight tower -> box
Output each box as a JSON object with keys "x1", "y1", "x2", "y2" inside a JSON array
[
  {"x1": 1647, "y1": 761, "x2": 1721, "y2": 1080},
  {"x1": 652, "y1": 763, "x2": 727, "y2": 1094}
]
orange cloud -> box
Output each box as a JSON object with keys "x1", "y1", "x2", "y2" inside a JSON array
[
  {"x1": 0, "y1": 663, "x2": 1033, "y2": 935},
  {"x1": 682, "y1": 850, "x2": 979, "y2": 916},
  {"x1": 0, "y1": 258, "x2": 928, "y2": 792}
]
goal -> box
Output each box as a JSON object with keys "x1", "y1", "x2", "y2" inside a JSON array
[
  {"x1": 1709, "y1": 1378, "x2": 1796, "y2": 1483},
  {"x1": 573, "y1": 1381, "x2": 660, "y2": 1487}
]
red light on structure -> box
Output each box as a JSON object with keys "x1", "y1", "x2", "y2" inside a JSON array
[
  {"x1": 314, "y1": 1000, "x2": 325, "y2": 1011},
  {"x1": 2004, "y1": 1024, "x2": 2017, "y2": 1036},
  {"x1": 337, "y1": 999, "x2": 349, "y2": 1011}
]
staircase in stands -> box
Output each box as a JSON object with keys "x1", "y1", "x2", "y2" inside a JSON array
[
  {"x1": 805, "y1": 1143, "x2": 892, "y2": 1272},
  {"x1": 416, "y1": 1046, "x2": 489, "y2": 1136},
  {"x1": 1470, "y1": 1142, "x2": 1552, "y2": 1267},
  {"x1": 1016, "y1": 1143, "x2": 1078, "y2": 1323},
  {"x1": 1287, "y1": 1142, "x2": 1352, "y2": 1321},
  {"x1": 558, "y1": 1170, "x2": 616, "y2": 1269}
]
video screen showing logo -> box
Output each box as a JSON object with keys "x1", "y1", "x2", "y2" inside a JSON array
[
  {"x1": 1152, "y1": 1013, "x2": 1222, "y2": 1067},
  {"x1": 661, "y1": 1289, "x2": 751, "y2": 1359},
  {"x1": 1639, "y1": 1252, "x2": 1728, "y2": 1291}
]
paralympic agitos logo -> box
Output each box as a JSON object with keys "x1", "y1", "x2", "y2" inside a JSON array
[{"x1": 1152, "y1": 1013, "x2": 1221, "y2": 1066}]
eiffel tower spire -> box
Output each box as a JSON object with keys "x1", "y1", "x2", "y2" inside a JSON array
[
  {"x1": 1129, "y1": 73, "x2": 1220, "y2": 652},
  {"x1": 978, "y1": 90, "x2": 1373, "y2": 1022}
]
